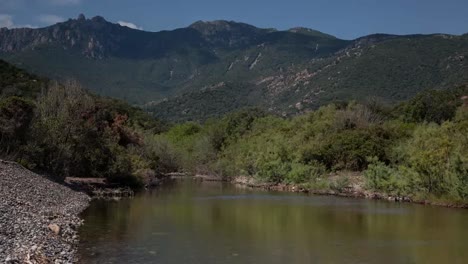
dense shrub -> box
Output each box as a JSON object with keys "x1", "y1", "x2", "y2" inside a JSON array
[
  {"x1": 3, "y1": 60, "x2": 467, "y2": 201},
  {"x1": 286, "y1": 161, "x2": 326, "y2": 184},
  {"x1": 159, "y1": 90, "x2": 468, "y2": 202},
  {"x1": 397, "y1": 87, "x2": 467, "y2": 124},
  {"x1": 364, "y1": 159, "x2": 420, "y2": 196},
  {"x1": 0, "y1": 97, "x2": 35, "y2": 153},
  {"x1": 395, "y1": 121, "x2": 468, "y2": 199},
  {"x1": 301, "y1": 128, "x2": 390, "y2": 171},
  {"x1": 364, "y1": 111, "x2": 468, "y2": 200},
  {"x1": 0, "y1": 81, "x2": 170, "y2": 187}
]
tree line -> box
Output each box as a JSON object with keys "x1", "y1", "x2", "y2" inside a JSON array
[{"x1": 1, "y1": 59, "x2": 467, "y2": 203}]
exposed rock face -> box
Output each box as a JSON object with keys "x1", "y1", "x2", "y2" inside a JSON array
[
  {"x1": 0, "y1": 16, "x2": 113, "y2": 58},
  {"x1": 2, "y1": 15, "x2": 468, "y2": 121},
  {"x1": 0, "y1": 160, "x2": 90, "y2": 263},
  {"x1": 0, "y1": 15, "x2": 207, "y2": 59}
]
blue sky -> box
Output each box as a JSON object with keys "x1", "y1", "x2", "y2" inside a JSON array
[{"x1": 0, "y1": 0, "x2": 467, "y2": 39}]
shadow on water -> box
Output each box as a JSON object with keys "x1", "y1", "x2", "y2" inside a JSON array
[{"x1": 79, "y1": 180, "x2": 468, "y2": 264}]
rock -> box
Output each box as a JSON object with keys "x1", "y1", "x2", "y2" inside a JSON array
[
  {"x1": 48, "y1": 224, "x2": 61, "y2": 235},
  {"x1": 295, "y1": 102, "x2": 303, "y2": 110}
]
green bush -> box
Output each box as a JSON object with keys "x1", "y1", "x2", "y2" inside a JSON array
[
  {"x1": 330, "y1": 177, "x2": 351, "y2": 192},
  {"x1": 396, "y1": 87, "x2": 467, "y2": 124},
  {"x1": 302, "y1": 128, "x2": 390, "y2": 171},
  {"x1": 388, "y1": 120, "x2": 468, "y2": 200},
  {"x1": 286, "y1": 161, "x2": 326, "y2": 184},
  {"x1": 0, "y1": 97, "x2": 35, "y2": 152},
  {"x1": 364, "y1": 158, "x2": 420, "y2": 196}
]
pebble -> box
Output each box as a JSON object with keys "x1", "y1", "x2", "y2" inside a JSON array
[{"x1": 0, "y1": 160, "x2": 90, "y2": 263}]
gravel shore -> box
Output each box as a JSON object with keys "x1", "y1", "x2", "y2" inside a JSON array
[{"x1": 0, "y1": 160, "x2": 90, "y2": 263}]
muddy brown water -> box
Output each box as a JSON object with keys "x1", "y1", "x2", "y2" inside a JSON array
[{"x1": 78, "y1": 181, "x2": 468, "y2": 264}]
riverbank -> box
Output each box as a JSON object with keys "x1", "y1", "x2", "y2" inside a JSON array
[
  {"x1": 65, "y1": 177, "x2": 135, "y2": 199},
  {"x1": 193, "y1": 173, "x2": 468, "y2": 209},
  {"x1": 0, "y1": 160, "x2": 90, "y2": 263}
]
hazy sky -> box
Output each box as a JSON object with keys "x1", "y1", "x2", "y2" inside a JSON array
[{"x1": 1, "y1": 0, "x2": 467, "y2": 39}]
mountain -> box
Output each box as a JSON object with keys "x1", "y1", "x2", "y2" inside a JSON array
[
  {"x1": 0, "y1": 15, "x2": 348, "y2": 104},
  {"x1": 147, "y1": 33, "x2": 468, "y2": 121},
  {"x1": 1, "y1": 14, "x2": 468, "y2": 121}
]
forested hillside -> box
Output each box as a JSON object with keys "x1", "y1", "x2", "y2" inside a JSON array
[
  {"x1": 1, "y1": 58, "x2": 468, "y2": 204},
  {"x1": 1, "y1": 15, "x2": 467, "y2": 121},
  {"x1": 0, "y1": 60, "x2": 167, "y2": 187}
]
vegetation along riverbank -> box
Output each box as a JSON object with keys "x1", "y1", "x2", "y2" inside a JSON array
[
  {"x1": 0, "y1": 56, "x2": 468, "y2": 205},
  {"x1": 1, "y1": 58, "x2": 468, "y2": 263},
  {"x1": 1, "y1": 58, "x2": 468, "y2": 208},
  {"x1": 159, "y1": 85, "x2": 468, "y2": 208}
]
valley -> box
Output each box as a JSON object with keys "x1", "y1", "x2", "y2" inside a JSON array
[{"x1": 1, "y1": 10, "x2": 468, "y2": 264}]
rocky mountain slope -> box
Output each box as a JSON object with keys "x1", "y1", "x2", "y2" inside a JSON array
[
  {"x1": 1, "y1": 14, "x2": 467, "y2": 121},
  {"x1": 149, "y1": 33, "x2": 468, "y2": 121}
]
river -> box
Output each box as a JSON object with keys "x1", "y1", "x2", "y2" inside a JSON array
[{"x1": 78, "y1": 180, "x2": 468, "y2": 264}]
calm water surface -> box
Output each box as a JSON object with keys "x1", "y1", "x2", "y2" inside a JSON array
[{"x1": 78, "y1": 181, "x2": 468, "y2": 264}]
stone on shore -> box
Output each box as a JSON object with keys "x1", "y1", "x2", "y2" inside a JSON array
[{"x1": 48, "y1": 224, "x2": 61, "y2": 235}]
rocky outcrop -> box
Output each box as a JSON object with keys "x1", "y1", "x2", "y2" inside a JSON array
[
  {"x1": 0, "y1": 15, "x2": 111, "y2": 58},
  {"x1": 0, "y1": 15, "x2": 206, "y2": 60},
  {"x1": 0, "y1": 160, "x2": 90, "y2": 263}
]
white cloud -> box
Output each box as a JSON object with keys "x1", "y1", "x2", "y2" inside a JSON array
[
  {"x1": 0, "y1": 14, "x2": 35, "y2": 28},
  {"x1": 0, "y1": 14, "x2": 14, "y2": 28},
  {"x1": 45, "y1": 0, "x2": 81, "y2": 5},
  {"x1": 37, "y1": 14, "x2": 65, "y2": 25},
  {"x1": 118, "y1": 21, "x2": 143, "y2": 30}
]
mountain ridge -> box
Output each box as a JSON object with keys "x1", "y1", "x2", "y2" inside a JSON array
[{"x1": 1, "y1": 15, "x2": 467, "y2": 121}]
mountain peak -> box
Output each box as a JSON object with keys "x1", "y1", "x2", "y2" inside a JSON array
[
  {"x1": 188, "y1": 20, "x2": 265, "y2": 48},
  {"x1": 190, "y1": 20, "x2": 242, "y2": 27},
  {"x1": 67, "y1": 14, "x2": 108, "y2": 24},
  {"x1": 189, "y1": 20, "x2": 260, "y2": 34},
  {"x1": 287, "y1": 27, "x2": 336, "y2": 39},
  {"x1": 91, "y1": 16, "x2": 107, "y2": 23}
]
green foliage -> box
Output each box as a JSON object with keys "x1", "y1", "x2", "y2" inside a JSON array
[
  {"x1": 303, "y1": 128, "x2": 389, "y2": 171},
  {"x1": 364, "y1": 158, "x2": 420, "y2": 196},
  {"x1": 396, "y1": 86, "x2": 467, "y2": 124},
  {"x1": 455, "y1": 104, "x2": 468, "y2": 122},
  {"x1": 330, "y1": 176, "x2": 351, "y2": 192},
  {"x1": 395, "y1": 121, "x2": 468, "y2": 199},
  {"x1": 364, "y1": 114, "x2": 468, "y2": 200},
  {"x1": 156, "y1": 87, "x2": 468, "y2": 203},
  {"x1": 0, "y1": 97, "x2": 35, "y2": 145},
  {"x1": 0, "y1": 62, "x2": 168, "y2": 187},
  {"x1": 286, "y1": 161, "x2": 326, "y2": 184},
  {"x1": 0, "y1": 59, "x2": 47, "y2": 98},
  {"x1": 2, "y1": 58, "x2": 468, "y2": 202}
]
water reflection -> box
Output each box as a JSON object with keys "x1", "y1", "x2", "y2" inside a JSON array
[{"x1": 79, "y1": 181, "x2": 468, "y2": 264}]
